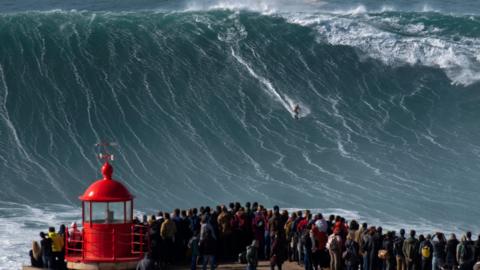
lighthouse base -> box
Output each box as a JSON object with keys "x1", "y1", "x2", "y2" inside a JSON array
[{"x1": 67, "y1": 261, "x2": 139, "y2": 270}]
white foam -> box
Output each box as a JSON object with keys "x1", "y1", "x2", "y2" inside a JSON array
[
  {"x1": 0, "y1": 202, "x2": 80, "y2": 270},
  {"x1": 184, "y1": 0, "x2": 326, "y2": 14},
  {"x1": 330, "y1": 5, "x2": 367, "y2": 15},
  {"x1": 183, "y1": 1, "x2": 480, "y2": 86},
  {"x1": 0, "y1": 202, "x2": 150, "y2": 270},
  {"x1": 284, "y1": 12, "x2": 480, "y2": 86}
]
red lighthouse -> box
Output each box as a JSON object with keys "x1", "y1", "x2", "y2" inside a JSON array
[{"x1": 65, "y1": 148, "x2": 147, "y2": 270}]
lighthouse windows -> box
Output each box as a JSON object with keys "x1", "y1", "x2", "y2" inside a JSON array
[
  {"x1": 92, "y1": 202, "x2": 108, "y2": 223},
  {"x1": 88, "y1": 202, "x2": 127, "y2": 224},
  {"x1": 83, "y1": 202, "x2": 91, "y2": 223},
  {"x1": 126, "y1": 200, "x2": 132, "y2": 222},
  {"x1": 108, "y1": 202, "x2": 125, "y2": 224}
]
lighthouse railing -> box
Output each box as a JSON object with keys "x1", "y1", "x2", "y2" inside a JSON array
[
  {"x1": 131, "y1": 223, "x2": 150, "y2": 255},
  {"x1": 65, "y1": 224, "x2": 148, "y2": 262},
  {"x1": 65, "y1": 226, "x2": 84, "y2": 260}
]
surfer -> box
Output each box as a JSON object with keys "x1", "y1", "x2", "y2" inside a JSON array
[{"x1": 293, "y1": 104, "x2": 300, "y2": 120}]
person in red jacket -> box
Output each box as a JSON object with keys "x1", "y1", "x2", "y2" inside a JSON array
[
  {"x1": 312, "y1": 224, "x2": 329, "y2": 269},
  {"x1": 253, "y1": 206, "x2": 267, "y2": 259}
]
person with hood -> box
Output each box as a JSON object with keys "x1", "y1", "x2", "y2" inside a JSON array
[
  {"x1": 445, "y1": 234, "x2": 459, "y2": 270},
  {"x1": 246, "y1": 240, "x2": 259, "y2": 270},
  {"x1": 403, "y1": 230, "x2": 419, "y2": 270},
  {"x1": 432, "y1": 232, "x2": 446, "y2": 270},
  {"x1": 420, "y1": 234, "x2": 433, "y2": 270},
  {"x1": 29, "y1": 240, "x2": 43, "y2": 267}
]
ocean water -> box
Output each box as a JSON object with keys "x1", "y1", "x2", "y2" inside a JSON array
[{"x1": 0, "y1": 0, "x2": 480, "y2": 268}]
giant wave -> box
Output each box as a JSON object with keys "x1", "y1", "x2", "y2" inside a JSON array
[{"x1": 0, "y1": 5, "x2": 480, "y2": 268}]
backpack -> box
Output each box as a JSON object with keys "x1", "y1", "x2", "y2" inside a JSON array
[
  {"x1": 301, "y1": 230, "x2": 310, "y2": 246},
  {"x1": 459, "y1": 244, "x2": 471, "y2": 262},
  {"x1": 421, "y1": 243, "x2": 431, "y2": 259},
  {"x1": 343, "y1": 241, "x2": 358, "y2": 262},
  {"x1": 328, "y1": 235, "x2": 340, "y2": 252}
]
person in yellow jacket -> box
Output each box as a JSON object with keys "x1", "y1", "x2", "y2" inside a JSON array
[
  {"x1": 160, "y1": 213, "x2": 177, "y2": 265},
  {"x1": 48, "y1": 227, "x2": 64, "y2": 269}
]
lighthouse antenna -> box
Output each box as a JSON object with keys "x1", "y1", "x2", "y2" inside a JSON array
[{"x1": 95, "y1": 142, "x2": 117, "y2": 162}]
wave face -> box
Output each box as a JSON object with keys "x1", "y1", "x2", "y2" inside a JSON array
[{"x1": 1, "y1": 5, "x2": 480, "y2": 247}]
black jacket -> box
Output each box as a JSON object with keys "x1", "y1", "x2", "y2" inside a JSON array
[{"x1": 40, "y1": 238, "x2": 52, "y2": 257}]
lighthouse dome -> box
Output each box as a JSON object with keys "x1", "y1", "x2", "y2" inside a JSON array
[{"x1": 79, "y1": 162, "x2": 133, "y2": 202}]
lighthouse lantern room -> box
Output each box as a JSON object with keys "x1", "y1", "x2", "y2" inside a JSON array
[{"x1": 65, "y1": 145, "x2": 147, "y2": 270}]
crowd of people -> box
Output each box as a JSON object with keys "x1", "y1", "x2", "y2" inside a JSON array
[
  {"x1": 29, "y1": 225, "x2": 72, "y2": 269},
  {"x1": 29, "y1": 202, "x2": 480, "y2": 270}
]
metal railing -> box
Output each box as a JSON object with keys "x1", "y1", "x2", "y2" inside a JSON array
[
  {"x1": 131, "y1": 224, "x2": 149, "y2": 255},
  {"x1": 65, "y1": 224, "x2": 149, "y2": 262},
  {"x1": 65, "y1": 227, "x2": 85, "y2": 261}
]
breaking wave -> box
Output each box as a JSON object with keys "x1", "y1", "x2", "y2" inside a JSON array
[{"x1": 0, "y1": 6, "x2": 480, "y2": 268}]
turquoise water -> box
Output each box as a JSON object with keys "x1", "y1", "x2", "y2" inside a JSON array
[{"x1": 0, "y1": 1, "x2": 479, "y2": 268}]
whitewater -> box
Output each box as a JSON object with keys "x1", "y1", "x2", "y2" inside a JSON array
[{"x1": 0, "y1": 0, "x2": 480, "y2": 268}]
